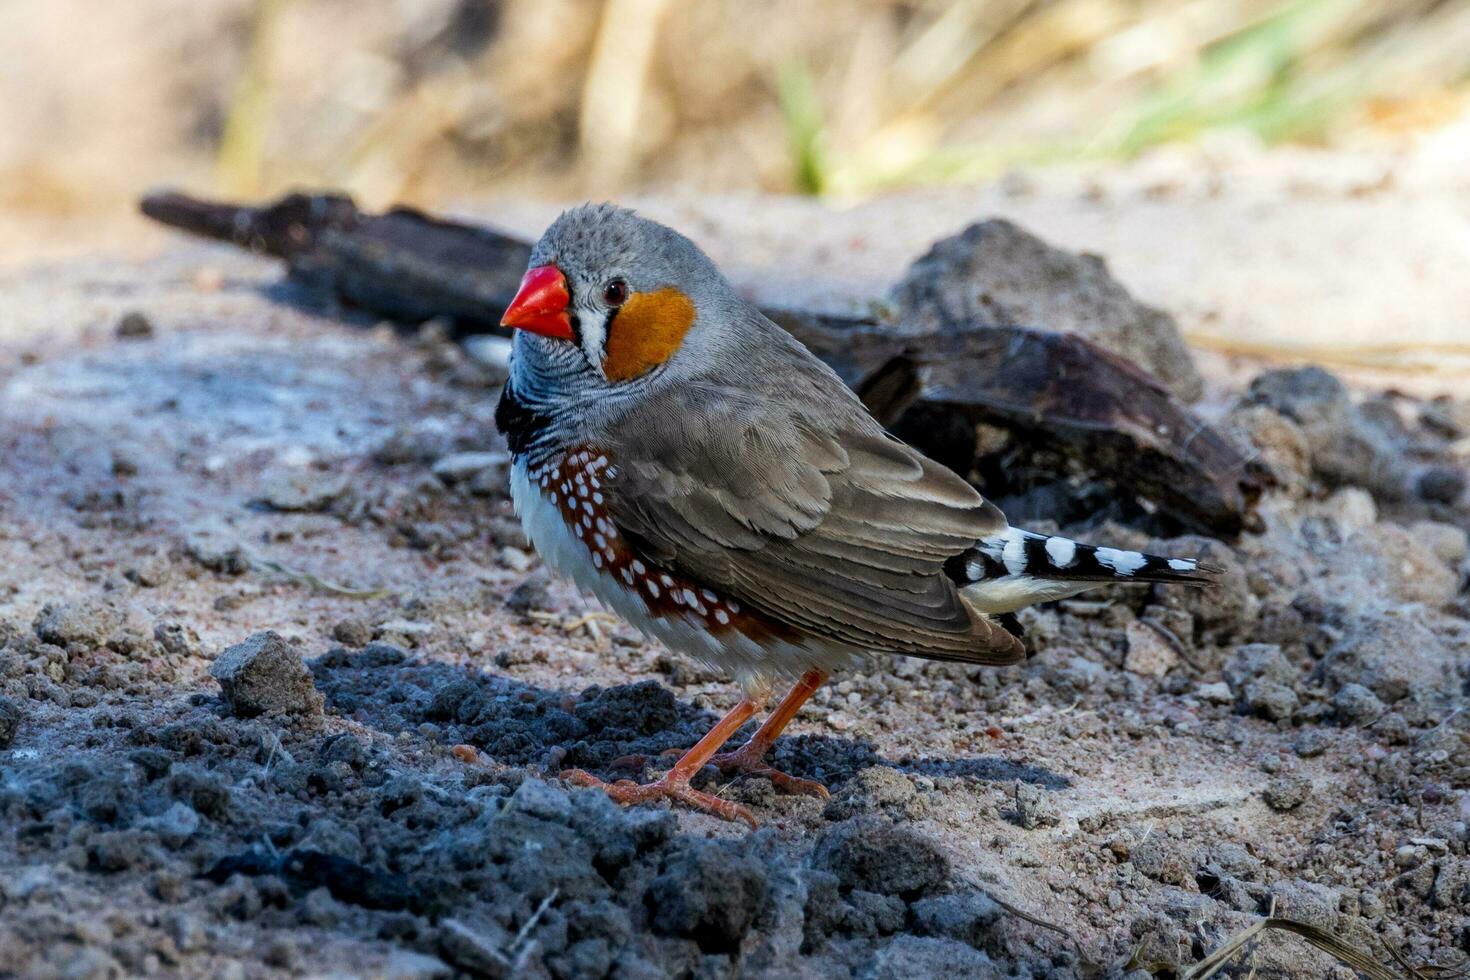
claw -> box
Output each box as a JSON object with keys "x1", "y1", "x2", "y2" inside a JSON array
[
  {"x1": 710, "y1": 743, "x2": 830, "y2": 799},
  {"x1": 561, "y1": 768, "x2": 758, "y2": 828}
]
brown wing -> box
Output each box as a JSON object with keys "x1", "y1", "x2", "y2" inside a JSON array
[{"x1": 601, "y1": 381, "x2": 1024, "y2": 665}]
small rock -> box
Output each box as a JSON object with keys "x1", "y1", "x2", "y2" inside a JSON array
[
  {"x1": 0, "y1": 695, "x2": 22, "y2": 748},
  {"x1": 183, "y1": 521, "x2": 248, "y2": 575},
  {"x1": 1243, "y1": 367, "x2": 1405, "y2": 498},
  {"x1": 1324, "y1": 611, "x2": 1455, "y2": 703},
  {"x1": 1130, "y1": 836, "x2": 1190, "y2": 885},
  {"x1": 1327, "y1": 525, "x2": 1458, "y2": 607},
  {"x1": 33, "y1": 600, "x2": 123, "y2": 650},
  {"x1": 1263, "y1": 774, "x2": 1311, "y2": 811},
  {"x1": 258, "y1": 469, "x2": 348, "y2": 512},
  {"x1": 1013, "y1": 781, "x2": 1061, "y2": 829},
  {"x1": 1332, "y1": 683, "x2": 1385, "y2": 725},
  {"x1": 209, "y1": 631, "x2": 324, "y2": 719},
  {"x1": 332, "y1": 618, "x2": 373, "y2": 647},
  {"x1": 432, "y1": 451, "x2": 510, "y2": 496},
  {"x1": 498, "y1": 547, "x2": 533, "y2": 573},
  {"x1": 1293, "y1": 729, "x2": 1332, "y2": 758},
  {"x1": 1123, "y1": 621, "x2": 1177, "y2": 678},
  {"x1": 888, "y1": 218, "x2": 1203, "y2": 400},
  {"x1": 127, "y1": 550, "x2": 172, "y2": 588},
  {"x1": 116, "y1": 310, "x2": 155, "y2": 339},
  {"x1": 1195, "y1": 681, "x2": 1233, "y2": 704},
  {"x1": 504, "y1": 575, "x2": 551, "y2": 615},
  {"x1": 1409, "y1": 520, "x2": 1469, "y2": 566},
  {"x1": 1268, "y1": 879, "x2": 1342, "y2": 931},
  {"x1": 1224, "y1": 405, "x2": 1311, "y2": 495},
  {"x1": 823, "y1": 766, "x2": 921, "y2": 820},
  {"x1": 1222, "y1": 643, "x2": 1296, "y2": 693},
  {"x1": 1416, "y1": 465, "x2": 1466, "y2": 505},
  {"x1": 1244, "y1": 680, "x2": 1299, "y2": 722}
]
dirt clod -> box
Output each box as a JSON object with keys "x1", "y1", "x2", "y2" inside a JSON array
[
  {"x1": 209, "y1": 631, "x2": 325, "y2": 719},
  {"x1": 0, "y1": 694, "x2": 22, "y2": 747},
  {"x1": 812, "y1": 816, "x2": 951, "y2": 897},
  {"x1": 1014, "y1": 780, "x2": 1061, "y2": 829}
]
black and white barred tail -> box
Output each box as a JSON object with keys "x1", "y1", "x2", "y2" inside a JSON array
[{"x1": 947, "y1": 527, "x2": 1218, "y2": 616}]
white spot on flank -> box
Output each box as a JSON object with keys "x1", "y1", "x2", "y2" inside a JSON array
[
  {"x1": 1168, "y1": 558, "x2": 1196, "y2": 572},
  {"x1": 660, "y1": 574, "x2": 674, "y2": 587},
  {"x1": 593, "y1": 533, "x2": 607, "y2": 549},
  {"x1": 1045, "y1": 536, "x2": 1077, "y2": 568},
  {"x1": 622, "y1": 568, "x2": 635, "y2": 585},
  {"x1": 714, "y1": 609, "x2": 730, "y2": 625},
  {"x1": 727, "y1": 599, "x2": 740, "y2": 614},
  {"x1": 646, "y1": 581, "x2": 661, "y2": 598},
  {"x1": 592, "y1": 553, "x2": 603, "y2": 568},
  {"x1": 631, "y1": 560, "x2": 646, "y2": 575},
  {"x1": 592, "y1": 492, "x2": 604, "y2": 504},
  {"x1": 701, "y1": 589, "x2": 717, "y2": 602},
  {"x1": 1095, "y1": 547, "x2": 1147, "y2": 576}
]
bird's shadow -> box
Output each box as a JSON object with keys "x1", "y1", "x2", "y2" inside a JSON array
[{"x1": 309, "y1": 645, "x2": 1070, "y2": 794}]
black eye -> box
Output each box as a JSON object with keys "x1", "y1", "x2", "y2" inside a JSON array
[{"x1": 603, "y1": 279, "x2": 628, "y2": 306}]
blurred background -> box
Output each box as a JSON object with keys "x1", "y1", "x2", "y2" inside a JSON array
[{"x1": 4, "y1": 0, "x2": 1470, "y2": 266}]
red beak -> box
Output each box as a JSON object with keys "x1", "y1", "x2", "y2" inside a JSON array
[{"x1": 501, "y1": 264, "x2": 573, "y2": 339}]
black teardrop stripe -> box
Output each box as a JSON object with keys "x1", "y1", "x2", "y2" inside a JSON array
[{"x1": 495, "y1": 379, "x2": 555, "y2": 457}]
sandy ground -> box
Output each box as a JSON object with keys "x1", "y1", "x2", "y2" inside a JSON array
[{"x1": 0, "y1": 155, "x2": 1467, "y2": 978}]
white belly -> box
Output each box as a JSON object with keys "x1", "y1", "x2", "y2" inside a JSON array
[{"x1": 509, "y1": 457, "x2": 859, "y2": 692}]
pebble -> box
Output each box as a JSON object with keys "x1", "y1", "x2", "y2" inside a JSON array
[
  {"x1": 1263, "y1": 773, "x2": 1311, "y2": 811},
  {"x1": 1123, "y1": 621, "x2": 1177, "y2": 678},
  {"x1": 1293, "y1": 729, "x2": 1332, "y2": 758},
  {"x1": 1014, "y1": 780, "x2": 1061, "y2": 829},
  {"x1": 332, "y1": 618, "x2": 373, "y2": 647},
  {"x1": 431, "y1": 451, "x2": 510, "y2": 494},
  {"x1": 183, "y1": 521, "x2": 248, "y2": 575},
  {"x1": 115, "y1": 310, "x2": 155, "y2": 339},
  {"x1": 208, "y1": 631, "x2": 324, "y2": 719},
  {"x1": 499, "y1": 547, "x2": 533, "y2": 573},
  {"x1": 258, "y1": 469, "x2": 348, "y2": 512}
]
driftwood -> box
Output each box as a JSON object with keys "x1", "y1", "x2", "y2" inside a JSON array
[{"x1": 141, "y1": 190, "x2": 1262, "y2": 536}]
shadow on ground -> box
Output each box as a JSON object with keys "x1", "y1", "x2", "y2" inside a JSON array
[{"x1": 311, "y1": 644, "x2": 1071, "y2": 794}]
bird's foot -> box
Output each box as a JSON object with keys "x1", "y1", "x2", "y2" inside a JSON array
[
  {"x1": 709, "y1": 742, "x2": 830, "y2": 799},
  {"x1": 560, "y1": 768, "x2": 757, "y2": 828},
  {"x1": 614, "y1": 741, "x2": 829, "y2": 799}
]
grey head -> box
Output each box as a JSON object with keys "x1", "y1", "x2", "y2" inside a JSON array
[{"x1": 501, "y1": 203, "x2": 794, "y2": 404}]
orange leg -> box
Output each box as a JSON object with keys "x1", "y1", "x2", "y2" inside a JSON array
[
  {"x1": 562, "y1": 697, "x2": 760, "y2": 827},
  {"x1": 710, "y1": 670, "x2": 830, "y2": 799}
]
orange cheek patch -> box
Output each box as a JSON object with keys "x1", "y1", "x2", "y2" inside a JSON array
[{"x1": 602, "y1": 287, "x2": 696, "y2": 381}]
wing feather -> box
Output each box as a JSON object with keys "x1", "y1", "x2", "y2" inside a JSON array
[{"x1": 599, "y1": 379, "x2": 1022, "y2": 665}]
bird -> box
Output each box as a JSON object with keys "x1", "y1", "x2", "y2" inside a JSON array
[{"x1": 496, "y1": 203, "x2": 1215, "y2": 826}]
